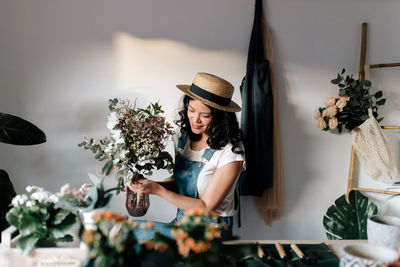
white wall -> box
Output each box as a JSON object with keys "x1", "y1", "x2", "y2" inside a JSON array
[{"x1": 1, "y1": 0, "x2": 400, "y2": 240}]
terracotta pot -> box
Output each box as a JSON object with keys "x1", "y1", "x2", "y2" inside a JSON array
[{"x1": 126, "y1": 186, "x2": 150, "y2": 217}]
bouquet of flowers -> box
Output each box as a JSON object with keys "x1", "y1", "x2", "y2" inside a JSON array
[
  {"x1": 58, "y1": 173, "x2": 114, "y2": 212},
  {"x1": 80, "y1": 211, "x2": 146, "y2": 267},
  {"x1": 314, "y1": 68, "x2": 386, "y2": 133},
  {"x1": 79, "y1": 98, "x2": 175, "y2": 216},
  {"x1": 149, "y1": 208, "x2": 257, "y2": 267},
  {"x1": 6, "y1": 186, "x2": 76, "y2": 256}
]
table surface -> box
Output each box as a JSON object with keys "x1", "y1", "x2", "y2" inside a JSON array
[
  {"x1": 0, "y1": 239, "x2": 367, "y2": 267},
  {"x1": 225, "y1": 239, "x2": 367, "y2": 256}
]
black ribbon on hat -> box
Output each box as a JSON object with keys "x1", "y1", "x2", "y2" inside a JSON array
[{"x1": 189, "y1": 84, "x2": 230, "y2": 106}]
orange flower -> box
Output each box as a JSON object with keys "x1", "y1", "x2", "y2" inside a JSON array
[
  {"x1": 145, "y1": 241, "x2": 154, "y2": 250},
  {"x1": 104, "y1": 211, "x2": 114, "y2": 220},
  {"x1": 115, "y1": 214, "x2": 123, "y2": 222},
  {"x1": 157, "y1": 243, "x2": 168, "y2": 253},
  {"x1": 185, "y1": 237, "x2": 195, "y2": 249},
  {"x1": 177, "y1": 242, "x2": 190, "y2": 257},
  {"x1": 194, "y1": 208, "x2": 203, "y2": 216}
]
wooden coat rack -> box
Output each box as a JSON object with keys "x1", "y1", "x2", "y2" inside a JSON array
[{"x1": 345, "y1": 23, "x2": 400, "y2": 204}]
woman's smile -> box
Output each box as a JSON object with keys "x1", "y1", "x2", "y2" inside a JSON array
[{"x1": 187, "y1": 99, "x2": 213, "y2": 135}]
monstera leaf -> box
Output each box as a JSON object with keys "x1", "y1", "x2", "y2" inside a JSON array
[
  {"x1": 323, "y1": 190, "x2": 378, "y2": 239},
  {"x1": 0, "y1": 112, "x2": 46, "y2": 145}
]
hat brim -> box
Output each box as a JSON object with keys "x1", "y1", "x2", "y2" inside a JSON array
[{"x1": 176, "y1": 84, "x2": 241, "y2": 112}]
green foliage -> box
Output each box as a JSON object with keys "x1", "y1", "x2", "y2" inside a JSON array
[
  {"x1": 316, "y1": 69, "x2": 386, "y2": 133},
  {"x1": 331, "y1": 69, "x2": 385, "y2": 132},
  {"x1": 323, "y1": 191, "x2": 378, "y2": 240},
  {"x1": 6, "y1": 186, "x2": 76, "y2": 256},
  {"x1": 79, "y1": 98, "x2": 175, "y2": 191},
  {"x1": 0, "y1": 113, "x2": 46, "y2": 145}
]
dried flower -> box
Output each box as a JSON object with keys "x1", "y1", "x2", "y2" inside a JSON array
[{"x1": 79, "y1": 99, "x2": 175, "y2": 188}]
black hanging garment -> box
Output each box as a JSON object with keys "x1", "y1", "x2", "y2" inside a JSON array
[{"x1": 239, "y1": 0, "x2": 274, "y2": 197}]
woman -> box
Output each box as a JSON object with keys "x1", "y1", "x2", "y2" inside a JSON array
[{"x1": 130, "y1": 72, "x2": 244, "y2": 240}]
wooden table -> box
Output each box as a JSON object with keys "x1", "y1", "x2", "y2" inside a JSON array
[{"x1": 1, "y1": 225, "x2": 366, "y2": 267}]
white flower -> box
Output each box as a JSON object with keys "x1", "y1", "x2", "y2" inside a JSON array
[
  {"x1": 49, "y1": 194, "x2": 59, "y2": 203},
  {"x1": 12, "y1": 195, "x2": 28, "y2": 207},
  {"x1": 111, "y1": 129, "x2": 124, "y2": 144},
  {"x1": 107, "y1": 112, "x2": 119, "y2": 130},
  {"x1": 26, "y1": 185, "x2": 41, "y2": 193},
  {"x1": 104, "y1": 143, "x2": 114, "y2": 153},
  {"x1": 26, "y1": 200, "x2": 35, "y2": 208}
]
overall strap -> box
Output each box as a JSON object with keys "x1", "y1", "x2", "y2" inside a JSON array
[
  {"x1": 177, "y1": 132, "x2": 188, "y2": 150},
  {"x1": 202, "y1": 147, "x2": 216, "y2": 161}
]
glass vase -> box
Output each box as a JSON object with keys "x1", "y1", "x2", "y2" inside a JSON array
[{"x1": 126, "y1": 185, "x2": 150, "y2": 217}]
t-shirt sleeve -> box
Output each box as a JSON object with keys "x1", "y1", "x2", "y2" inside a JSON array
[{"x1": 217, "y1": 143, "x2": 245, "y2": 170}]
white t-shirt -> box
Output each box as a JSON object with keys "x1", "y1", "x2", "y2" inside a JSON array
[{"x1": 173, "y1": 133, "x2": 245, "y2": 216}]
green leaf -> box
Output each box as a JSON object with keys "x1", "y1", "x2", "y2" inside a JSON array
[
  {"x1": 376, "y1": 99, "x2": 386, "y2": 105},
  {"x1": 53, "y1": 213, "x2": 76, "y2": 232},
  {"x1": 17, "y1": 235, "x2": 40, "y2": 256},
  {"x1": 363, "y1": 80, "x2": 372, "y2": 87},
  {"x1": 341, "y1": 68, "x2": 346, "y2": 74},
  {"x1": 360, "y1": 115, "x2": 370, "y2": 121},
  {"x1": 5, "y1": 207, "x2": 21, "y2": 227},
  {"x1": 339, "y1": 89, "x2": 346, "y2": 96},
  {"x1": 377, "y1": 117, "x2": 384, "y2": 123},
  {"x1": 102, "y1": 160, "x2": 114, "y2": 176},
  {"x1": 51, "y1": 209, "x2": 71, "y2": 225},
  {"x1": 88, "y1": 173, "x2": 101, "y2": 187},
  {"x1": 323, "y1": 191, "x2": 378, "y2": 239},
  {"x1": 19, "y1": 213, "x2": 43, "y2": 236},
  {"x1": 374, "y1": 91, "x2": 383, "y2": 98},
  {"x1": 54, "y1": 234, "x2": 73, "y2": 243},
  {"x1": 0, "y1": 113, "x2": 46, "y2": 145}
]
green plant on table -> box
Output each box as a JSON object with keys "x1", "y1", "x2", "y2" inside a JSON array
[
  {"x1": 6, "y1": 186, "x2": 76, "y2": 256},
  {"x1": 58, "y1": 173, "x2": 116, "y2": 212},
  {"x1": 149, "y1": 208, "x2": 257, "y2": 267},
  {"x1": 80, "y1": 211, "x2": 145, "y2": 267}
]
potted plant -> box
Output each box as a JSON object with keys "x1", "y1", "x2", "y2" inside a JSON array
[
  {"x1": 58, "y1": 173, "x2": 116, "y2": 229},
  {"x1": 5, "y1": 186, "x2": 76, "y2": 256},
  {"x1": 149, "y1": 208, "x2": 257, "y2": 267},
  {"x1": 80, "y1": 211, "x2": 147, "y2": 267}
]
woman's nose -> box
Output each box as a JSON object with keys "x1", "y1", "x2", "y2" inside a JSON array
[{"x1": 195, "y1": 114, "x2": 201, "y2": 122}]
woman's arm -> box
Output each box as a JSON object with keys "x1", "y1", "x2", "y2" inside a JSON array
[
  {"x1": 156, "y1": 177, "x2": 178, "y2": 192},
  {"x1": 129, "y1": 161, "x2": 243, "y2": 212}
]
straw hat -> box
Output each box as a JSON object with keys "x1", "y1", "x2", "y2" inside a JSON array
[{"x1": 176, "y1": 72, "x2": 241, "y2": 112}]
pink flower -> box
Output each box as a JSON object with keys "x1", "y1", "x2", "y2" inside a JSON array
[
  {"x1": 329, "y1": 117, "x2": 339, "y2": 129},
  {"x1": 60, "y1": 184, "x2": 71, "y2": 196},
  {"x1": 326, "y1": 106, "x2": 338, "y2": 117},
  {"x1": 325, "y1": 97, "x2": 336, "y2": 107},
  {"x1": 316, "y1": 117, "x2": 327, "y2": 130},
  {"x1": 313, "y1": 109, "x2": 321, "y2": 120},
  {"x1": 336, "y1": 98, "x2": 347, "y2": 110},
  {"x1": 322, "y1": 109, "x2": 328, "y2": 117}
]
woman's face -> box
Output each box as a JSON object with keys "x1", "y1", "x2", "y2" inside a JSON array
[{"x1": 187, "y1": 99, "x2": 213, "y2": 135}]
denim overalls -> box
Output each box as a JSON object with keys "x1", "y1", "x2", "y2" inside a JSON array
[{"x1": 135, "y1": 132, "x2": 234, "y2": 241}]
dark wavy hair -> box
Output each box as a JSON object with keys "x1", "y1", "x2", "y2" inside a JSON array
[{"x1": 175, "y1": 95, "x2": 244, "y2": 154}]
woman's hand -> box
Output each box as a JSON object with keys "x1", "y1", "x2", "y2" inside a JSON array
[{"x1": 128, "y1": 179, "x2": 161, "y2": 195}]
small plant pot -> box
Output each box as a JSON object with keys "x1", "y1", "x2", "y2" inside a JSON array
[{"x1": 126, "y1": 186, "x2": 150, "y2": 217}]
